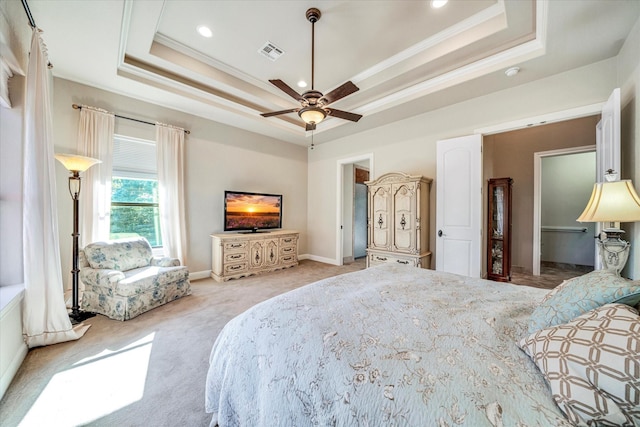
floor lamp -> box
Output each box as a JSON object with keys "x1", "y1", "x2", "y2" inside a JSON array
[
  {"x1": 55, "y1": 154, "x2": 102, "y2": 324},
  {"x1": 577, "y1": 178, "x2": 640, "y2": 274}
]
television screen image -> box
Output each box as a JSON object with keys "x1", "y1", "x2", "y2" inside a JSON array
[{"x1": 224, "y1": 191, "x2": 282, "y2": 232}]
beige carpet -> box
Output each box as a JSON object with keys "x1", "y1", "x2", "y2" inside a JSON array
[{"x1": 0, "y1": 260, "x2": 365, "y2": 427}]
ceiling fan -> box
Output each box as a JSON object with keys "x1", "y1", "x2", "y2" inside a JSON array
[{"x1": 261, "y1": 7, "x2": 362, "y2": 131}]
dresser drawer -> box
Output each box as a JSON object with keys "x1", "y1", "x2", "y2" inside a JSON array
[
  {"x1": 280, "y1": 254, "x2": 297, "y2": 265},
  {"x1": 279, "y1": 236, "x2": 297, "y2": 246},
  {"x1": 279, "y1": 245, "x2": 296, "y2": 256},
  {"x1": 224, "y1": 241, "x2": 248, "y2": 251},
  {"x1": 224, "y1": 262, "x2": 248, "y2": 275},
  {"x1": 225, "y1": 252, "x2": 247, "y2": 263},
  {"x1": 368, "y1": 252, "x2": 418, "y2": 267}
]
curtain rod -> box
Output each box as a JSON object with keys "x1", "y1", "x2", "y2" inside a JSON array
[
  {"x1": 72, "y1": 104, "x2": 190, "y2": 135},
  {"x1": 21, "y1": 0, "x2": 36, "y2": 28}
]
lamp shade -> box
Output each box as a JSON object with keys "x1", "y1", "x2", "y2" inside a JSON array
[
  {"x1": 577, "y1": 180, "x2": 640, "y2": 223},
  {"x1": 54, "y1": 154, "x2": 101, "y2": 172},
  {"x1": 298, "y1": 107, "x2": 326, "y2": 124}
]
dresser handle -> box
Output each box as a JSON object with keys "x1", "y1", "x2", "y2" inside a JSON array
[
  {"x1": 283, "y1": 238, "x2": 292, "y2": 243},
  {"x1": 283, "y1": 247, "x2": 292, "y2": 252},
  {"x1": 376, "y1": 256, "x2": 387, "y2": 261},
  {"x1": 396, "y1": 260, "x2": 409, "y2": 265},
  {"x1": 229, "y1": 265, "x2": 242, "y2": 270},
  {"x1": 230, "y1": 254, "x2": 242, "y2": 259},
  {"x1": 230, "y1": 243, "x2": 242, "y2": 248}
]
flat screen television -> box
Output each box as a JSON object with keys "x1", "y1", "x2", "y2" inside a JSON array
[{"x1": 224, "y1": 191, "x2": 283, "y2": 233}]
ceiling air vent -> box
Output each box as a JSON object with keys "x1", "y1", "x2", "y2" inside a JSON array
[{"x1": 258, "y1": 42, "x2": 284, "y2": 61}]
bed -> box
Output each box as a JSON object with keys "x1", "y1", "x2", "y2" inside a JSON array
[{"x1": 205, "y1": 264, "x2": 640, "y2": 426}]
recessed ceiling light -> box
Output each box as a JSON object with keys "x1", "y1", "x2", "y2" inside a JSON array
[
  {"x1": 431, "y1": 0, "x2": 448, "y2": 9},
  {"x1": 505, "y1": 66, "x2": 520, "y2": 77},
  {"x1": 197, "y1": 25, "x2": 213, "y2": 38},
  {"x1": 297, "y1": 80, "x2": 308, "y2": 88}
]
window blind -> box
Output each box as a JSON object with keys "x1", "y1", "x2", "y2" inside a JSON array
[{"x1": 112, "y1": 135, "x2": 156, "y2": 179}]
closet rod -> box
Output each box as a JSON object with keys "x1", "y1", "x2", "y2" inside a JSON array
[
  {"x1": 21, "y1": 0, "x2": 36, "y2": 28},
  {"x1": 72, "y1": 104, "x2": 190, "y2": 135}
]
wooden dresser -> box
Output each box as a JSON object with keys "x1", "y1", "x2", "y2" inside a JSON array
[
  {"x1": 210, "y1": 230, "x2": 299, "y2": 282},
  {"x1": 365, "y1": 172, "x2": 432, "y2": 269}
]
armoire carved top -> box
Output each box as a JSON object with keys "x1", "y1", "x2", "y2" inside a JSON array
[{"x1": 365, "y1": 172, "x2": 433, "y2": 186}]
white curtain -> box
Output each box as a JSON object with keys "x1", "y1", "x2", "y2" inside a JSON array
[
  {"x1": 77, "y1": 105, "x2": 114, "y2": 246},
  {"x1": 156, "y1": 123, "x2": 188, "y2": 264},
  {"x1": 22, "y1": 28, "x2": 89, "y2": 348}
]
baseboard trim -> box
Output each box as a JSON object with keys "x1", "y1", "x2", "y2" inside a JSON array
[
  {"x1": 299, "y1": 254, "x2": 340, "y2": 266},
  {"x1": 189, "y1": 271, "x2": 212, "y2": 281}
]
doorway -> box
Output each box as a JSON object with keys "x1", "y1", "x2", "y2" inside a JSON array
[
  {"x1": 336, "y1": 154, "x2": 373, "y2": 266},
  {"x1": 482, "y1": 115, "x2": 601, "y2": 278},
  {"x1": 533, "y1": 147, "x2": 597, "y2": 276}
]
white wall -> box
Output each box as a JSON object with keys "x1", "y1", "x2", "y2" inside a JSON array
[
  {"x1": 308, "y1": 58, "x2": 619, "y2": 267},
  {"x1": 51, "y1": 78, "x2": 309, "y2": 282},
  {"x1": 540, "y1": 152, "x2": 596, "y2": 266}
]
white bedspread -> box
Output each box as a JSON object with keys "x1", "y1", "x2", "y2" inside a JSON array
[{"x1": 206, "y1": 264, "x2": 570, "y2": 426}]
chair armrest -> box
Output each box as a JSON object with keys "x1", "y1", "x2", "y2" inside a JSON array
[
  {"x1": 150, "y1": 257, "x2": 181, "y2": 267},
  {"x1": 80, "y1": 268, "x2": 126, "y2": 288}
]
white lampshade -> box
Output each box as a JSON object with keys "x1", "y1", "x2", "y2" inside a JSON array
[
  {"x1": 298, "y1": 107, "x2": 326, "y2": 125},
  {"x1": 55, "y1": 154, "x2": 101, "y2": 172},
  {"x1": 577, "y1": 180, "x2": 640, "y2": 223}
]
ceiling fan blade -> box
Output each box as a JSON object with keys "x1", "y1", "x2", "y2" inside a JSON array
[
  {"x1": 327, "y1": 108, "x2": 362, "y2": 122},
  {"x1": 260, "y1": 108, "x2": 299, "y2": 118},
  {"x1": 305, "y1": 122, "x2": 316, "y2": 132},
  {"x1": 269, "y1": 79, "x2": 304, "y2": 102},
  {"x1": 321, "y1": 81, "x2": 359, "y2": 105}
]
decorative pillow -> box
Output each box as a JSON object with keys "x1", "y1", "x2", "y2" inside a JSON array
[
  {"x1": 519, "y1": 303, "x2": 640, "y2": 426},
  {"x1": 528, "y1": 269, "x2": 640, "y2": 334},
  {"x1": 84, "y1": 237, "x2": 152, "y2": 271}
]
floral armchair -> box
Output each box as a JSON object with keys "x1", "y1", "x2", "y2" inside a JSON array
[{"x1": 79, "y1": 237, "x2": 191, "y2": 321}]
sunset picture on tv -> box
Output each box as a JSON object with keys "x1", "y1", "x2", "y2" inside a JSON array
[{"x1": 224, "y1": 191, "x2": 282, "y2": 231}]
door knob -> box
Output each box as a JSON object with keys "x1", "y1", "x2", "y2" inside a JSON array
[{"x1": 438, "y1": 230, "x2": 444, "y2": 237}]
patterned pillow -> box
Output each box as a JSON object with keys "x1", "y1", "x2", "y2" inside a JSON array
[
  {"x1": 519, "y1": 303, "x2": 640, "y2": 426},
  {"x1": 528, "y1": 269, "x2": 640, "y2": 334}
]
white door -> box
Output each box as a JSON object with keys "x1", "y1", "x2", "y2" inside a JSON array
[
  {"x1": 436, "y1": 135, "x2": 482, "y2": 277},
  {"x1": 597, "y1": 88, "x2": 621, "y2": 182},
  {"x1": 593, "y1": 88, "x2": 621, "y2": 269}
]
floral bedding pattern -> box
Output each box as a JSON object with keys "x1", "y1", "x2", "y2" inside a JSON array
[{"x1": 206, "y1": 264, "x2": 570, "y2": 426}]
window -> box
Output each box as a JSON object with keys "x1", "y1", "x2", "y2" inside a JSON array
[{"x1": 110, "y1": 136, "x2": 162, "y2": 247}]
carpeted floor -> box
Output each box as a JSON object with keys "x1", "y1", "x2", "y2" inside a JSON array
[{"x1": 0, "y1": 258, "x2": 587, "y2": 426}]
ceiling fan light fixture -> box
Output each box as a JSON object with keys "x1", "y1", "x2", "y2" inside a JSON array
[
  {"x1": 196, "y1": 25, "x2": 213, "y2": 38},
  {"x1": 431, "y1": 0, "x2": 448, "y2": 9},
  {"x1": 299, "y1": 107, "x2": 326, "y2": 124}
]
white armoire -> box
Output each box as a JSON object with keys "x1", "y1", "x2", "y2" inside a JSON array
[{"x1": 365, "y1": 172, "x2": 432, "y2": 268}]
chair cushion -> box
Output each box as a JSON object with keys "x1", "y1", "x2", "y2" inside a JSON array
[
  {"x1": 84, "y1": 237, "x2": 153, "y2": 271},
  {"x1": 115, "y1": 265, "x2": 189, "y2": 296}
]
